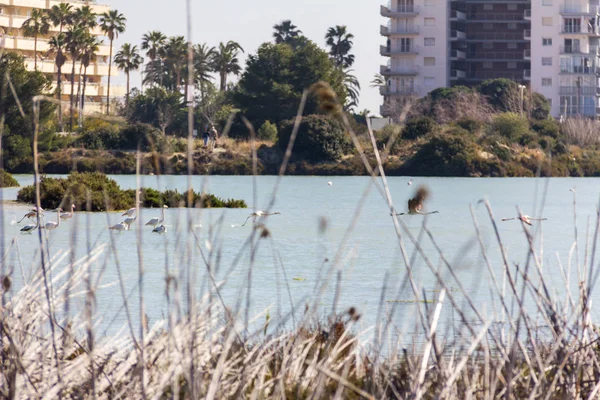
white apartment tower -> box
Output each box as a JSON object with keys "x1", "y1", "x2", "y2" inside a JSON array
[
  {"x1": 531, "y1": 1, "x2": 600, "y2": 117},
  {"x1": 379, "y1": 0, "x2": 449, "y2": 115}
]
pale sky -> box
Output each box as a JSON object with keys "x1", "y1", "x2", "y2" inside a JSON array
[{"x1": 106, "y1": 0, "x2": 385, "y2": 116}]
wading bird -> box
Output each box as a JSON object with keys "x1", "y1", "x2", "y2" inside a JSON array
[
  {"x1": 20, "y1": 221, "x2": 38, "y2": 234},
  {"x1": 392, "y1": 186, "x2": 439, "y2": 216},
  {"x1": 17, "y1": 209, "x2": 41, "y2": 223},
  {"x1": 407, "y1": 179, "x2": 413, "y2": 186},
  {"x1": 501, "y1": 215, "x2": 547, "y2": 226},
  {"x1": 109, "y1": 222, "x2": 128, "y2": 232},
  {"x1": 152, "y1": 224, "x2": 167, "y2": 234},
  {"x1": 145, "y1": 205, "x2": 168, "y2": 228},
  {"x1": 241, "y1": 211, "x2": 281, "y2": 227},
  {"x1": 43, "y1": 208, "x2": 62, "y2": 231},
  {"x1": 60, "y1": 204, "x2": 76, "y2": 220},
  {"x1": 327, "y1": 181, "x2": 333, "y2": 186},
  {"x1": 123, "y1": 215, "x2": 137, "y2": 228},
  {"x1": 122, "y1": 201, "x2": 142, "y2": 217}
]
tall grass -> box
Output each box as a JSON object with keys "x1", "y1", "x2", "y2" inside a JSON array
[{"x1": 2, "y1": 44, "x2": 600, "y2": 400}]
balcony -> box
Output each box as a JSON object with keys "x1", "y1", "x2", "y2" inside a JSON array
[
  {"x1": 560, "y1": 65, "x2": 600, "y2": 75},
  {"x1": 561, "y1": 25, "x2": 600, "y2": 36},
  {"x1": 524, "y1": 49, "x2": 530, "y2": 59},
  {"x1": 380, "y1": 86, "x2": 420, "y2": 96},
  {"x1": 2, "y1": 35, "x2": 112, "y2": 56},
  {"x1": 24, "y1": 58, "x2": 117, "y2": 76},
  {"x1": 450, "y1": 30, "x2": 466, "y2": 40},
  {"x1": 450, "y1": 50, "x2": 466, "y2": 60},
  {"x1": 559, "y1": 86, "x2": 600, "y2": 96},
  {"x1": 450, "y1": 10, "x2": 466, "y2": 21},
  {"x1": 466, "y1": 51, "x2": 525, "y2": 60},
  {"x1": 379, "y1": 45, "x2": 419, "y2": 56},
  {"x1": 524, "y1": 9, "x2": 531, "y2": 20},
  {"x1": 467, "y1": 13, "x2": 528, "y2": 21},
  {"x1": 524, "y1": 29, "x2": 531, "y2": 39},
  {"x1": 560, "y1": 45, "x2": 600, "y2": 55},
  {"x1": 0, "y1": 12, "x2": 105, "y2": 36},
  {"x1": 560, "y1": 4, "x2": 600, "y2": 15},
  {"x1": 524, "y1": 69, "x2": 531, "y2": 80},
  {"x1": 450, "y1": 69, "x2": 466, "y2": 79},
  {"x1": 380, "y1": 65, "x2": 419, "y2": 76},
  {"x1": 380, "y1": 25, "x2": 419, "y2": 36},
  {"x1": 380, "y1": 4, "x2": 419, "y2": 17}
]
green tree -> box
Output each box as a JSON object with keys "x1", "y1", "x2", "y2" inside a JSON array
[
  {"x1": 115, "y1": 43, "x2": 143, "y2": 106},
  {"x1": 342, "y1": 69, "x2": 360, "y2": 111},
  {"x1": 47, "y1": 33, "x2": 68, "y2": 131},
  {"x1": 325, "y1": 25, "x2": 354, "y2": 68},
  {"x1": 234, "y1": 40, "x2": 347, "y2": 128},
  {"x1": 163, "y1": 36, "x2": 187, "y2": 92},
  {"x1": 125, "y1": 87, "x2": 186, "y2": 135},
  {"x1": 257, "y1": 120, "x2": 277, "y2": 141},
  {"x1": 370, "y1": 73, "x2": 385, "y2": 88},
  {"x1": 273, "y1": 20, "x2": 302, "y2": 45},
  {"x1": 22, "y1": 8, "x2": 50, "y2": 71},
  {"x1": 211, "y1": 41, "x2": 244, "y2": 91},
  {"x1": 478, "y1": 78, "x2": 517, "y2": 111},
  {"x1": 65, "y1": 25, "x2": 87, "y2": 131},
  {"x1": 80, "y1": 35, "x2": 101, "y2": 112},
  {"x1": 73, "y1": 5, "x2": 97, "y2": 29},
  {"x1": 99, "y1": 9, "x2": 126, "y2": 114},
  {"x1": 141, "y1": 30, "x2": 166, "y2": 87},
  {"x1": 194, "y1": 43, "x2": 216, "y2": 100},
  {"x1": 47, "y1": 2, "x2": 73, "y2": 33}
]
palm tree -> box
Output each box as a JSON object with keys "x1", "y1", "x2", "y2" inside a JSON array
[
  {"x1": 342, "y1": 68, "x2": 360, "y2": 111},
  {"x1": 273, "y1": 20, "x2": 302, "y2": 44},
  {"x1": 47, "y1": 2, "x2": 73, "y2": 33},
  {"x1": 193, "y1": 43, "x2": 215, "y2": 100},
  {"x1": 99, "y1": 9, "x2": 126, "y2": 114},
  {"x1": 65, "y1": 26, "x2": 86, "y2": 130},
  {"x1": 47, "y1": 33, "x2": 68, "y2": 131},
  {"x1": 114, "y1": 43, "x2": 143, "y2": 106},
  {"x1": 370, "y1": 73, "x2": 386, "y2": 88},
  {"x1": 211, "y1": 41, "x2": 244, "y2": 92},
  {"x1": 325, "y1": 25, "x2": 355, "y2": 68},
  {"x1": 22, "y1": 9, "x2": 50, "y2": 71},
  {"x1": 74, "y1": 5, "x2": 97, "y2": 30},
  {"x1": 80, "y1": 36, "x2": 101, "y2": 113},
  {"x1": 163, "y1": 36, "x2": 187, "y2": 93},
  {"x1": 141, "y1": 30, "x2": 166, "y2": 87}
]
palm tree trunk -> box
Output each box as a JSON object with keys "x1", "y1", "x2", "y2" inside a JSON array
[
  {"x1": 126, "y1": 71, "x2": 130, "y2": 106},
  {"x1": 75, "y1": 62, "x2": 83, "y2": 109},
  {"x1": 81, "y1": 66, "x2": 88, "y2": 116},
  {"x1": 70, "y1": 59, "x2": 76, "y2": 131},
  {"x1": 57, "y1": 64, "x2": 63, "y2": 132},
  {"x1": 220, "y1": 70, "x2": 226, "y2": 91},
  {"x1": 33, "y1": 34, "x2": 37, "y2": 71},
  {"x1": 106, "y1": 38, "x2": 113, "y2": 114}
]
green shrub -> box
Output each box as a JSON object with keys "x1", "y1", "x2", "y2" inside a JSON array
[
  {"x1": 478, "y1": 78, "x2": 516, "y2": 111},
  {"x1": 529, "y1": 92, "x2": 551, "y2": 120},
  {"x1": 445, "y1": 126, "x2": 470, "y2": 136},
  {"x1": 403, "y1": 117, "x2": 437, "y2": 140},
  {"x1": 491, "y1": 144, "x2": 512, "y2": 161},
  {"x1": 539, "y1": 136, "x2": 556, "y2": 151},
  {"x1": 0, "y1": 169, "x2": 18, "y2": 188},
  {"x1": 455, "y1": 118, "x2": 484, "y2": 133},
  {"x1": 553, "y1": 141, "x2": 568, "y2": 155},
  {"x1": 374, "y1": 124, "x2": 402, "y2": 153},
  {"x1": 531, "y1": 118, "x2": 560, "y2": 139},
  {"x1": 4, "y1": 133, "x2": 31, "y2": 171},
  {"x1": 278, "y1": 115, "x2": 350, "y2": 162},
  {"x1": 257, "y1": 120, "x2": 278, "y2": 141},
  {"x1": 492, "y1": 112, "x2": 530, "y2": 141},
  {"x1": 518, "y1": 131, "x2": 537, "y2": 147},
  {"x1": 120, "y1": 123, "x2": 166, "y2": 152}
]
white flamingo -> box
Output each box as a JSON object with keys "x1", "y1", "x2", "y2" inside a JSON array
[
  {"x1": 60, "y1": 204, "x2": 76, "y2": 220},
  {"x1": 43, "y1": 208, "x2": 62, "y2": 231},
  {"x1": 122, "y1": 201, "x2": 142, "y2": 217},
  {"x1": 152, "y1": 224, "x2": 167, "y2": 234},
  {"x1": 17, "y1": 209, "x2": 41, "y2": 223},
  {"x1": 392, "y1": 186, "x2": 438, "y2": 216},
  {"x1": 408, "y1": 179, "x2": 413, "y2": 186},
  {"x1": 123, "y1": 215, "x2": 137, "y2": 228},
  {"x1": 501, "y1": 215, "x2": 547, "y2": 226},
  {"x1": 241, "y1": 210, "x2": 281, "y2": 227},
  {"x1": 109, "y1": 222, "x2": 128, "y2": 232},
  {"x1": 145, "y1": 205, "x2": 168, "y2": 228},
  {"x1": 20, "y1": 221, "x2": 38, "y2": 234}
]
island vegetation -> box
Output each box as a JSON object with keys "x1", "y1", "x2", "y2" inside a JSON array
[
  {"x1": 16, "y1": 172, "x2": 246, "y2": 211},
  {"x1": 0, "y1": 169, "x2": 19, "y2": 188}
]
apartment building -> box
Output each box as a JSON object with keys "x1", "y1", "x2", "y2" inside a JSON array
[
  {"x1": 0, "y1": 0, "x2": 123, "y2": 113},
  {"x1": 380, "y1": 0, "x2": 600, "y2": 119}
]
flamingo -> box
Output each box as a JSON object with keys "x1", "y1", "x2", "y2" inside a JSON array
[
  {"x1": 109, "y1": 222, "x2": 128, "y2": 232},
  {"x1": 145, "y1": 205, "x2": 168, "y2": 228},
  {"x1": 501, "y1": 215, "x2": 547, "y2": 226},
  {"x1": 407, "y1": 178, "x2": 413, "y2": 186},
  {"x1": 152, "y1": 225, "x2": 167, "y2": 234},
  {"x1": 122, "y1": 201, "x2": 142, "y2": 217},
  {"x1": 20, "y1": 221, "x2": 38, "y2": 234},
  {"x1": 60, "y1": 204, "x2": 76, "y2": 220},
  {"x1": 392, "y1": 186, "x2": 438, "y2": 216},
  {"x1": 43, "y1": 208, "x2": 62, "y2": 231},
  {"x1": 241, "y1": 211, "x2": 281, "y2": 227},
  {"x1": 123, "y1": 215, "x2": 137, "y2": 228},
  {"x1": 17, "y1": 209, "x2": 41, "y2": 223}
]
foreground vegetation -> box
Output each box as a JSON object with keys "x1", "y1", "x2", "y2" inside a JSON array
[
  {"x1": 0, "y1": 170, "x2": 19, "y2": 188},
  {"x1": 16, "y1": 172, "x2": 246, "y2": 211}
]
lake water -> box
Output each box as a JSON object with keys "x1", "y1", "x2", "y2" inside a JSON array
[{"x1": 0, "y1": 174, "x2": 596, "y2": 342}]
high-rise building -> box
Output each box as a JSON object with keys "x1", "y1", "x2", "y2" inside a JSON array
[
  {"x1": 380, "y1": 0, "x2": 600, "y2": 119},
  {"x1": 0, "y1": 0, "x2": 124, "y2": 113}
]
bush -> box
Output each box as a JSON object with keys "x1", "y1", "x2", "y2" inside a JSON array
[
  {"x1": 492, "y1": 112, "x2": 530, "y2": 141},
  {"x1": 17, "y1": 172, "x2": 247, "y2": 211},
  {"x1": 120, "y1": 123, "x2": 166, "y2": 152},
  {"x1": 539, "y1": 136, "x2": 556, "y2": 151},
  {"x1": 455, "y1": 118, "x2": 484, "y2": 134},
  {"x1": 403, "y1": 117, "x2": 438, "y2": 140},
  {"x1": 257, "y1": 120, "x2": 278, "y2": 141},
  {"x1": 518, "y1": 131, "x2": 537, "y2": 147},
  {"x1": 374, "y1": 124, "x2": 402, "y2": 153},
  {"x1": 4, "y1": 133, "x2": 31, "y2": 171},
  {"x1": 278, "y1": 115, "x2": 350, "y2": 162},
  {"x1": 478, "y1": 78, "x2": 516, "y2": 111},
  {"x1": 531, "y1": 118, "x2": 560, "y2": 139},
  {"x1": 0, "y1": 169, "x2": 18, "y2": 188},
  {"x1": 529, "y1": 92, "x2": 551, "y2": 120},
  {"x1": 553, "y1": 141, "x2": 568, "y2": 155}
]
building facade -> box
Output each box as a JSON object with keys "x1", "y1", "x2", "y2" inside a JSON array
[
  {"x1": 0, "y1": 0, "x2": 124, "y2": 114},
  {"x1": 381, "y1": 0, "x2": 600, "y2": 119}
]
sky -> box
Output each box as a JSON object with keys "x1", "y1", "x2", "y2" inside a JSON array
[{"x1": 106, "y1": 0, "x2": 385, "y2": 116}]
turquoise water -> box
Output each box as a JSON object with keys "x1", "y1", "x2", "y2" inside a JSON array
[{"x1": 0, "y1": 174, "x2": 595, "y2": 339}]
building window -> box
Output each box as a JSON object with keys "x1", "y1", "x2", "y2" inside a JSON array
[
  {"x1": 508, "y1": 43, "x2": 517, "y2": 49},
  {"x1": 508, "y1": 4, "x2": 517, "y2": 10},
  {"x1": 508, "y1": 23, "x2": 517, "y2": 30},
  {"x1": 547, "y1": 98, "x2": 552, "y2": 107},
  {"x1": 424, "y1": 57, "x2": 435, "y2": 66},
  {"x1": 542, "y1": 78, "x2": 552, "y2": 86},
  {"x1": 542, "y1": 57, "x2": 553, "y2": 66},
  {"x1": 424, "y1": 37, "x2": 435, "y2": 46},
  {"x1": 424, "y1": 18, "x2": 435, "y2": 26},
  {"x1": 508, "y1": 62, "x2": 517, "y2": 69},
  {"x1": 424, "y1": 77, "x2": 435, "y2": 86},
  {"x1": 542, "y1": 38, "x2": 552, "y2": 46},
  {"x1": 483, "y1": 4, "x2": 493, "y2": 10},
  {"x1": 484, "y1": 23, "x2": 494, "y2": 30},
  {"x1": 482, "y1": 42, "x2": 493, "y2": 49},
  {"x1": 542, "y1": 17, "x2": 553, "y2": 26},
  {"x1": 483, "y1": 62, "x2": 493, "y2": 69}
]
